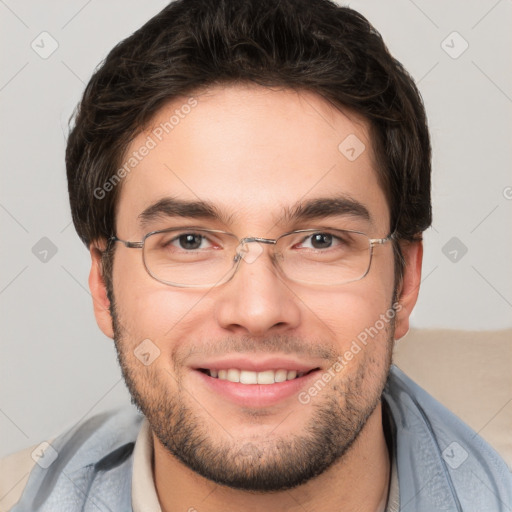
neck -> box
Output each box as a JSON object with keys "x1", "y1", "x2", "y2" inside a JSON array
[{"x1": 152, "y1": 401, "x2": 391, "y2": 512}]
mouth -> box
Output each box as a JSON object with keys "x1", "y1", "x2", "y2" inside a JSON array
[
  {"x1": 189, "y1": 355, "x2": 325, "y2": 407},
  {"x1": 197, "y1": 367, "x2": 320, "y2": 385}
]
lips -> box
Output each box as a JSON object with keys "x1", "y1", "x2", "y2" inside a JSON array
[{"x1": 189, "y1": 355, "x2": 323, "y2": 407}]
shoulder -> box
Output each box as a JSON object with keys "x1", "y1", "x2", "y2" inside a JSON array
[
  {"x1": 0, "y1": 406, "x2": 144, "y2": 512},
  {"x1": 384, "y1": 364, "x2": 512, "y2": 509},
  {"x1": 0, "y1": 441, "x2": 48, "y2": 512}
]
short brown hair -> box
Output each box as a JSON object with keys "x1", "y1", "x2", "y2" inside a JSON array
[{"x1": 66, "y1": 0, "x2": 432, "y2": 285}]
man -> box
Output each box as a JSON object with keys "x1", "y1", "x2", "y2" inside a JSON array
[{"x1": 2, "y1": 0, "x2": 511, "y2": 510}]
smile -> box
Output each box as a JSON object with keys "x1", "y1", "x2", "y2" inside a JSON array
[{"x1": 198, "y1": 368, "x2": 318, "y2": 384}]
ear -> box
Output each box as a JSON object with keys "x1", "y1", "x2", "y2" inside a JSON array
[
  {"x1": 89, "y1": 244, "x2": 115, "y2": 339},
  {"x1": 393, "y1": 239, "x2": 423, "y2": 341}
]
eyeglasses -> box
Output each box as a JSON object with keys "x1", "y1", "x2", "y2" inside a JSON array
[{"x1": 109, "y1": 226, "x2": 395, "y2": 288}]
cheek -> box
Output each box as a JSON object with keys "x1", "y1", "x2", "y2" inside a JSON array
[
  {"x1": 293, "y1": 254, "x2": 395, "y2": 344},
  {"x1": 112, "y1": 254, "x2": 210, "y2": 348},
  {"x1": 307, "y1": 289, "x2": 393, "y2": 345}
]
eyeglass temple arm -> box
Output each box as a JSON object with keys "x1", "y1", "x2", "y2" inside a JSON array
[
  {"x1": 108, "y1": 236, "x2": 144, "y2": 249},
  {"x1": 369, "y1": 232, "x2": 396, "y2": 247}
]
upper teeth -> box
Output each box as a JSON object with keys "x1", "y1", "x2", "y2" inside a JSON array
[{"x1": 209, "y1": 368, "x2": 303, "y2": 384}]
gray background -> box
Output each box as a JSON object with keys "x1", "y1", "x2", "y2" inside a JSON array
[{"x1": 1, "y1": 0, "x2": 511, "y2": 459}]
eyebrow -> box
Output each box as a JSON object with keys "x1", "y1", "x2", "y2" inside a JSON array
[
  {"x1": 137, "y1": 195, "x2": 372, "y2": 230},
  {"x1": 138, "y1": 197, "x2": 236, "y2": 229},
  {"x1": 281, "y1": 196, "x2": 371, "y2": 226}
]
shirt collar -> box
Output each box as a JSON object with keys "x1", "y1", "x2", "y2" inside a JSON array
[{"x1": 132, "y1": 416, "x2": 162, "y2": 512}]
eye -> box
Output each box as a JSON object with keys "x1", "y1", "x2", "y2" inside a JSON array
[
  {"x1": 170, "y1": 233, "x2": 214, "y2": 251},
  {"x1": 299, "y1": 232, "x2": 341, "y2": 250}
]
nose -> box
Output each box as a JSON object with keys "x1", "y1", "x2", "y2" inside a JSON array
[{"x1": 214, "y1": 242, "x2": 301, "y2": 336}]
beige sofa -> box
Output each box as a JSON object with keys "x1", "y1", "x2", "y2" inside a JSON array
[
  {"x1": 1, "y1": 329, "x2": 510, "y2": 511},
  {"x1": 393, "y1": 328, "x2": 512, "y2": 470}
]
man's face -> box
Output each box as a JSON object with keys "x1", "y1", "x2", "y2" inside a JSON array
[{"x1": 102, "y1": 84, "x2": 403, "y2": 491}]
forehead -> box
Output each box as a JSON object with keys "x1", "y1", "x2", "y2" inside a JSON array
[{"x1": 115, "y1": 84, "x2": 389, "y2": 236}]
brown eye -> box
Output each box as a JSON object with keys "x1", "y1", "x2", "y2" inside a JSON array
[
  {"x1": 298, "y1": 232, "x2": 341, "y2": 250},
  {"x1": 177, "y1": 233, "x2": 204, "y2": 250},
  {"x1": 310, "y1": 233, "x2": 333, "y2": 249}
]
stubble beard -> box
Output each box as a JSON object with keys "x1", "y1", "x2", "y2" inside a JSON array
[{"x1": 110, "y1": 294, "x2": 395, "y2": 492}]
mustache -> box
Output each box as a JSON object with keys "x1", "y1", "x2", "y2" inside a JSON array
[{"x1": 174, "y1": 334, "x2": 337, "y2": 365}]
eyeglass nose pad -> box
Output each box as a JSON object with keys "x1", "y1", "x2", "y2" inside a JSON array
[{"x1": 236, "y1": 240, "x2": 264, "y2": 264}]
